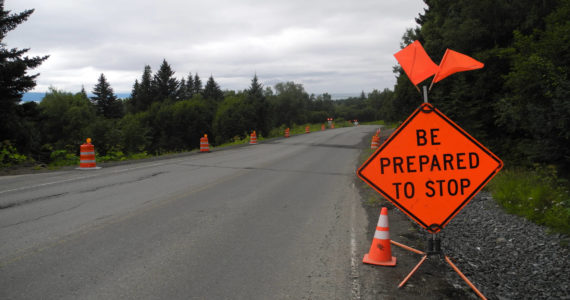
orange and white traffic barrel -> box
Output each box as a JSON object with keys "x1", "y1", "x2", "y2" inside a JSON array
[
  {"x1": 200, "y1": 134, "x2": 210, "y2": 152},
  {"x1": 78, "y1": 138, "x2": 100, "y2": 170},
  {"x1": 371, "y1": 135, "x2": 380, "y2": 149},
  {"x1": 250, "y1": 131, "x2": 257, "y2": 144},
  {"x1": 305, "y1": 126, "x2": 310, "y2": 134},
  {"x1": 285, "y1": 128, "x2": 290, "y2": 138},
  {"x1": 321, "y1": 124, "x2": 325, "y2": 131}
]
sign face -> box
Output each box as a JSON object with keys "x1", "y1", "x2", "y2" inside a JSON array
[{"x1": 358, "y1": 103, "x2": 503, "y2": 232}]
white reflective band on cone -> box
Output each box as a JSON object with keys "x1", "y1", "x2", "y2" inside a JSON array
[
  {"x1": 377, "y1": 217, "x2": 389, "y2": 228},
  {"x1": 374, "y1": 230, "x2": 390, "y2": 240}
]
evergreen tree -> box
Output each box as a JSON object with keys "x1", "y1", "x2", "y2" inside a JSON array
[
  {"x1": 0, "y1": 3, "x2": 48, "y2": 146},
  {"x1": 130, "y1": 65, "x2": 153, "y2": 112},
  {"x1": 186, "y1": 73, "x2": 194, "y2": 98},
  {"x1": 246, "y1": 74, "x2": 270, "y2": 136},
  {"x1": 139, "y1": 65, "x2": 153, "y2": 109},
  {"x1": 249, "y1": 74, "x2": 263, "y2": 96},
  {"x1": 177, "y1": 78, "x2": 186, "y2": 100},
  {"x1": 127, "y1": 79, "x2": 140, "y2": 113},
  {"x1": 203, "y1": 75, "x2": 224, "y2": 102},
  {"x1": 91, "y1": 73, "x2": 123, "y2": 118},
  {"x1": 152, "y1": 59, "x2": 179, "y2": 101},
  {"x1": 176, "y1": 73, "x2": 195, "y2": 100},
  {"x1": 193, "y1": 73, "x2": 203, "y2": 96},
  {"x1": 79, "y1": 85, "x2": 88, "y2": 100}
]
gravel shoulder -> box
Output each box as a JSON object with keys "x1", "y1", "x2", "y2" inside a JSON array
[{"x1": 356, "y1": 127, "x2": 569, "y2": 300}]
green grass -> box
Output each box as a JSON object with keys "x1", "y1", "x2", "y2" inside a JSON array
[
  {"x1": 360, "y1": 120, "x2": 386, "y2": 126},
  {"x1": 266, "y1": 121, "x2": 354, "y2": 138},
  {"x1": 488, "y1": 165, "x2": 569, "y2": 235},
  {"x1": 215, "y1": 135, "x2": 251, "y2": 148}
]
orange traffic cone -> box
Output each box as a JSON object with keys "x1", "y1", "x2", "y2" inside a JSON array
[
  {"x1": 363, "y1": 207, "x2": 396, "y2": 266},
  {"x1": 200, "y1": 134, "x2": 210, "y2": 152},
  {"x1": 250, "y1": 131, "x2": 257, "y2": 144}
]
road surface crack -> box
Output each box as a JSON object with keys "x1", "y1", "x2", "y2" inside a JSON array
[
  {"x1": 0, "y1": 192, "x2": 69, "y2": 210},
  {"x1": 79, "y1": 171, "x2": 167, "y2": 193},
  {"x1": 0, "y1": 201, "x2": 86, "y2": 229}
]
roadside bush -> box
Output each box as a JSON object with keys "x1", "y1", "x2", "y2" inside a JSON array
[
  {"x1": 97, "y1": 150, "x2": 127, "y2": 162},
  {"x1": 48, "y1": 149, "x2": 78, "y2": 167},
  {"x1": 0, "y1": 141, "x2": 29, "y2": 167}
]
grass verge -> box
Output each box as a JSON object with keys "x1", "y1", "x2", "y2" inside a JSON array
[{"x1": 487, "y1": 165, "x2": 569, "y2": 235}]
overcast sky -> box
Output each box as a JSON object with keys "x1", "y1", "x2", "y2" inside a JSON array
[{"x1": 5, "y1": 0, "x2": 426, "y2": 95}]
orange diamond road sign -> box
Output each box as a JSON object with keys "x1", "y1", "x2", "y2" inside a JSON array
[{"x1": 358, "y1": 103, "x2": 503, "y2": 233}]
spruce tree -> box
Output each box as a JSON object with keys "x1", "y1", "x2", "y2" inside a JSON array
[
  {"x1": 186, "y1": 73, "x2": 194, "y2": 98},
  {"x1": 249, "y1": 75, "x2": 264, "y2": 98},
  {"x1": 91, "y1": 73, "x2": 123, "y2": 118},
  {"x1": 193, "y1": 73, "x2": 203, "y2": 96},
  {"x1": 139, "y1": 65, "x2": 153, "y2": 110},
  {"x1": 130, "y1": 65, "x2": 153, "y2": 112},
  {"x1": 203, "y1": 75, "x2": 223, "y2": 102},
  {"x1": 128, "y1": 79, "x2": 140, "y2": 113},
  {"x1": 152, "y1": 59, "x2": 179, "y2": 101},
  {"x1": 177, "y1": 78, "x2": 187, "y2": 100},
  {"x1": 246, "y1": 74, "x2": 270, "y2": 136},
  {"x1": 0, "y1": 3, "x2": 48, "y2": 144},
  {"x1": 79, "y1": 85, "x2": 88, "y2": 100}
]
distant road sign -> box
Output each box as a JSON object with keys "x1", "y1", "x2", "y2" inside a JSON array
[{"x1": 358, "y1": 103, "x2": 503, "y2": 232}]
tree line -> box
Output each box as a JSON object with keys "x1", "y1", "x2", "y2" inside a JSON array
[{"x1": 6, "y1": 63, "x2": 388, "y2": 164}]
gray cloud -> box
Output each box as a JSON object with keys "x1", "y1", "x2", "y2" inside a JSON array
[{"x1": 5, "y1": 0, "x2": 425, "y2": 94}]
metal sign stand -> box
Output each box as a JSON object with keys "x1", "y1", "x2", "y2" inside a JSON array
[
  {"x1": 392, "y1": 233, "x2": 487, "y2": 300},
  {"x1": 391, "y1": 86, "x2": 487, "y2": 300}
]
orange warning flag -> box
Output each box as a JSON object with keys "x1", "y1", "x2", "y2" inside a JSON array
[
  {"x1": 432, "y1": 49, "x2": 484, "y2": 83},
  {"x1": 393, "y1": 40, "x2": 439, "y2": 86}
]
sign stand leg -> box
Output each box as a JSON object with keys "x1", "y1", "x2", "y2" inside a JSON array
[
  {"x1": 393, "y1": 234, "x2": 487, "y2": 300},
  {"x1": 444, "y1": 256, "x2": 488, "y2": 300}
]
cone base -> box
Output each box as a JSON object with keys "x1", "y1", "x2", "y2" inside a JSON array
[
  {"x1": 76, "y1": 167, "x2": 102, "y2": 170},
  {"x1": 363, "y1": 253, "x2": 397, "y2": 266}
]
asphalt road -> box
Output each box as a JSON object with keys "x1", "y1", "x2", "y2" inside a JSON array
[{"x1": 0, "y1": 126, "x2": 376, "y2": 299}]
